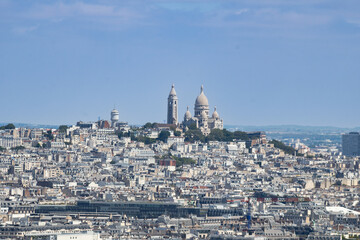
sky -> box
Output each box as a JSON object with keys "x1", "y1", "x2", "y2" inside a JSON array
[{"x1": 1, "y1": 0, "x2": 360, "y2": 127}]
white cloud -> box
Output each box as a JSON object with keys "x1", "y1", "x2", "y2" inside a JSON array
[
  {"x1": 12, "y1": 25, "x2": 39, "y2": 34},
  {"x1": 347, "y1": 19, "x2": 360, "y2": 27},
  {"x1": 235, "y1": 8, "x2": 249, "y2": 15},
  {"x1": 248, "y1": 7, "x2": 330, "y2": 25},
  {"x1": 4, "y1": 0, "x2": 360, "y2": 34},
  {"x1": 26, "y1": 2, "x2": 142, "y2": 20},
  {"x1": 203, "y1": 6, "x2": 334, "y2": 30}
]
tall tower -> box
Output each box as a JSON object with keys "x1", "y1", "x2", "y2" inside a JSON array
[
  {"x1": 111, "y1": 109, "x2": 119, "y2": 127},
  {"x1": 167, "y1": 84, "x2": 178, "y2": 125}
]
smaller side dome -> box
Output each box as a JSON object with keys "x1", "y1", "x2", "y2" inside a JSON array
[
  {"x1": 184, "y1": 106, "x2": 191, "y2": 120},
  {"x1": 212, "y1": 106, "x2": 219, "y2": 119}
]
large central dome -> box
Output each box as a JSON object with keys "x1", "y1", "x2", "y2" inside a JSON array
[{"x1": 195, "y1": 85, "x2": 209, "y2": 106}]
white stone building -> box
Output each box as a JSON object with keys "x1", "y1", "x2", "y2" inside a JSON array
[{"x1": 182, "y1": 85, "x2": 223, "y2": 135}]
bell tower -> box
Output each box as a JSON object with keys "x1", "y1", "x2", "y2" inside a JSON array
[{"x1": 167, "y1": 84, "x2": 178, "y2": 125}]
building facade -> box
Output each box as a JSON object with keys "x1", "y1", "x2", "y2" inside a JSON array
[
  {"x1": 167, "y1": 85, "x2": 223, "y2": 135},
  {"x1": 342, "y1": 132, "x2": 360, "y2": 156},
  {"x1": 183, "y1": 85, "x2": 223, "y2": 135}
]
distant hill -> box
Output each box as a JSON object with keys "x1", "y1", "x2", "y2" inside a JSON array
[
  {"x1": 225, "y1": 124, "x2": 360, "y2": 134},
  {"x1": 0, "y1": 122, "x2": 60, "y2": 129},
  {"x1": 224, "y1": 124, "x2": 353, "y2": 146}
]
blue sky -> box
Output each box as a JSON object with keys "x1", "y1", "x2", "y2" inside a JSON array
[{"x1": 1, "y1": 0, "x2": 360, "y2": 127}]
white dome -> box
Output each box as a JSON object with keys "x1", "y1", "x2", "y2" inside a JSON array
[
  {"x1": 212, "y1": 107, "x2": 219, "y2": 119},
  {"x1": 184, "y1": 106, "x2": 191, "y2": 120},
  {"x1": 195, "y1": 85, "x2": 209, "y2": 106}
]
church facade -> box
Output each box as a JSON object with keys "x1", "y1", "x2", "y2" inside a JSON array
[{"x1": 167, "y1": 85, "x2": 223, "y2": 135}]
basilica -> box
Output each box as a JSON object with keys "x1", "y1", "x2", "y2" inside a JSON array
[{"x1": 167, "y1": 85, "x2": 223, "y2": 135}]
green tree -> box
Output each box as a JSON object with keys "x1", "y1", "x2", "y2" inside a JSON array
[
  {"x1": 233, "y1": 131, "x2": 249, "y2": 141},
  {"x1": 130, "y1": 132, "x2": 137, "y2": 141},
  {"x1": 188, "y1": 123, "x2": 197, "y2": 130},
  {"x1": 134, "y1": 136, "x2": 156, "y2": 144},
  {"x1": 185, "y1": 129, "x2": 205, "y2": 143},
  {"x1": 0, "y1": 123, "x2": 15, "y2": 130},
  {"x1": 145, "y1": 138, "x2": 156, "y2": 145},
  {"x1": 158, "y1": 130, "x2": 170, "y2": 142},
  {"x1": 117, "y1": 131, "x2": 124, "y2": 139},
  {"x1": 143, "y1": 122, "x2": 157, "y2": 129},
  {"x1": 0, "y1": 146, "x2": 5, "y2": 152},
  {"x1": 35, "y1": 143, "x2": 42, "y2": 148},
  {"x1": 223, "y1": 129, "x2": 234, "y2": 141},
  {"x1": 118, "y1": 130, "x2": 131, "y2": 138},
  {"x1": 44, "y1": 130, "x2": 54, "y2": 140},
  {"x1": 11, "y1": 146, "x2": 25, "y2": 152},
  {"x1": 58, "y1": 125, "x2": 68, "y2": 133},
  {"x1": 174, "y1": 131, "x2": 181, "y2": 137},
  {"x1": 205, "y1": 129, "x2": 249, "y2": 142},
  {"x1": 172, "y1": 156, "x2": 196, "y2": 167},
  {"x1": 117, "y1": 130, "x2": 131, "y2": 139},
  {"x1": 206, "y1": 129, "x2": 225, "y2": 142},
  {"x1": 184, "y1": 127, "x2": 250, "y2": 143},
  {"x1": 143, "y1": 122, "x2": 153, "y2": 129},
  {"x1": 269, "y1": 139, "x2": 296, "y2": 155}
]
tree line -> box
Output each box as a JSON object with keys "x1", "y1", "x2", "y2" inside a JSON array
[
  {"x1": 269, "y1": 139, "x2": 297, "y2": 155},
  {"x1": 185, "y1": 128, "x2": 250, "y2": 143},
  {"x1": 0, "y1": 123, "x2": 15, "y2": 130}
]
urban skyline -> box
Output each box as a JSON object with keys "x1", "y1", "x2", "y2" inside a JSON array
[{"x1": 1, "y1": 97, "x2": 359, "y2": 239}]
